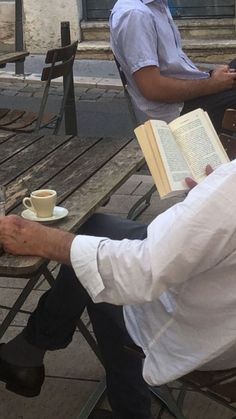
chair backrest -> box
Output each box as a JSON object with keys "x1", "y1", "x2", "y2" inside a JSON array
[
  {"x1": 35, "y1": 40, "x2": 78, "y2": 134},
  {"x1": 41, "y1": 56, "x2": 75, "y2": 82},
  {"x1": 219, "y1": 108, "x2": 236, "y2": 160},
  {"x1": 113, "y1": 54, "x2": 138, "y2": 128},
  {"x1": 41, "y1": 41, "x2": 78, "y2": 82},
  {"x1": 222, "y1": 108, "x2": 236, "y2": 133},
  {"x1": 114, "y1": 55, "x2": 128, "y2": 89}
]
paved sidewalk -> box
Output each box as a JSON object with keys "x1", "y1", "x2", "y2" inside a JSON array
[
  {"x1": 0, "y1": 74, "x2": 131, "y2": 138},
  {"x1": 0, "y1": 79, "x2": 123, "y2": 101}
]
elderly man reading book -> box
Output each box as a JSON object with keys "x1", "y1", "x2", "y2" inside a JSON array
[{"x1": 0, "y1": 162, "x2": 236, "y2": 419}]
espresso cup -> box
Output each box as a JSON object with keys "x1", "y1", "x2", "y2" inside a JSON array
[{"x1": 23, "y1": 189, "x2": 57, "y2": 218}]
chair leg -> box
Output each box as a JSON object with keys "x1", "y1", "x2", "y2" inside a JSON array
[
  {"x1": 53, "y1": 71, "x2": 73, "y2": 135},
  {"x1": 150, "y1": 385, "x2": 187, "y2": 419},
  {"x1": 127, "y1": 184, "x2": 156, "y2": 220},
  {"x1": 176, "y1": 387, "x2": 187, "y2": 410},
  {"x1": 35, "y1": 81, "x2": 51, "y2": 131},
  {"x1": 0, "y1": 272, "x2": 42, "y2": 339}
]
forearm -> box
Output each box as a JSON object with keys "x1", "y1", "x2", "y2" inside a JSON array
[
  {"x1": 133, "y1": 66, "x2": 236, "y2": 103},
  {"x1": 37, "y1": 226, "x2": 75, "y2": 265},
  {"x1": 151, "y1": 75, "x2": 217, "y2": 102}
]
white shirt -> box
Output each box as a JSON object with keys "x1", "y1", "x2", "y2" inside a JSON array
[
  {"x1": 71, "y1": 160, "x2": 236, "y2": 386},
  {"x1": 109, "y1": 0, "x2": 209, "y2": 123}
]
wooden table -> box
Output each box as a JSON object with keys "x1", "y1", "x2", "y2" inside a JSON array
[{"x1": 0, "y1": 51, "x2": 29, "y2": 68}]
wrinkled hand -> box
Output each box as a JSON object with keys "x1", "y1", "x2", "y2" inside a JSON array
[
  {"x1": 210, "y1": 65, "x2": 236, "y2": 91},
  {"x1": 0, "y1": 214, "x2": 74, "y2": 264},
  {"x1": 0, "y1": 215, "x2": 45, "y2": 256},
  {"x1": 185, "y1": 164, "x2": 213, "y2": 190}
]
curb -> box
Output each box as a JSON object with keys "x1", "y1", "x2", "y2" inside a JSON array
[{"x1": 0, "y1": 71, "x2": 123, "y2": 90}]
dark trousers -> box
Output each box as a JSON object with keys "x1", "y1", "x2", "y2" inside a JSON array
[
  {"x1": 181, "y1": 89, "x2": 236, "y2": 133},
  {"x1": 24, "y1": 214, "x2": 151, "y2": 419}
]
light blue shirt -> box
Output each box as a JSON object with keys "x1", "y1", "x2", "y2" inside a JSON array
[{"x1": 109, "y1": 0, "x2": 209, "y2": 123}]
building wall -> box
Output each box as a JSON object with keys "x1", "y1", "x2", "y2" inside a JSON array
[
  {"x1": 0, "y1": 2, "x2": 15, "y2": 49},
  {"x1": 0, "y1": 0, "x2": 83, "y2": 53},
  {"x1": 23, "y1": 0, "x2": 82, "y2": 53}
]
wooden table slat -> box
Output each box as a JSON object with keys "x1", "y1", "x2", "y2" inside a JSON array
[
  {"x1": 0, "y1": 132, "x2": 45, "y2": 165},
  {"x1": 0, "y1": 134, "x2": 72, "y2": 184},
  {"x1": 0, "y1": 130, "x2": 15, "y2": 144},
  {"x1": 6, "y1": 136, "x2": 101, "y2": 211},
  {"x1": 44, "y1": 136, "x2": 132, "y2": 203},
  {"x1": 0, "y1": 51, "x2": 29, "y2": 66}
]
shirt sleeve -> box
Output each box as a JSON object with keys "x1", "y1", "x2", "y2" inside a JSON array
[
  {"x1": 70, "y1": 161, "x2": 236, "y2": 306},
  {"x1": 110, "y1": 9, "x2": 159, "y2": 74}
]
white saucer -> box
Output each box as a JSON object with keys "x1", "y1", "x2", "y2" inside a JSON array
[{"x1": 21, "y1": 206, "x2": 69, "y2": 222}]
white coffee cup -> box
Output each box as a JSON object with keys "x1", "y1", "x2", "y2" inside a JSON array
[{"x1": 23, "y1": 189, "x2": 57, "y2": 218}]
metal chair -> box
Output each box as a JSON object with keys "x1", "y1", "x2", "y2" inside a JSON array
[
  {"x1": 34, "y1": 40, "x2": 78, "y2": 134},
  {"x1": 0, "y1": 41, "x2": 78, "y2": 134},
  {"x1": 219, "y1": 108, "x2": 236, "y2": 160},
  {"x1": 113, "y1": 55, "x2": 156, "y2": 220}
]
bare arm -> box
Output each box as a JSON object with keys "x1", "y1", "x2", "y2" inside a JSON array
[
  {"x1": 0, "y1": 215, "x2": 74, "y2": 265},
  {"x1": 133, "y1": 65, "x2": 236, "y2": 102}
]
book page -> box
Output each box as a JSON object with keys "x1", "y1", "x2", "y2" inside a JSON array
[
  {"x1": 169, "y1": 108, "x2": 229, "y2": 182},
  {"x1": 147, "y1": 120, "x2": 192, "y2": 191}
]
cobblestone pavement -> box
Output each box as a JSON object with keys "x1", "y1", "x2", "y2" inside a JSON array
[{"x1": 0, "y1": 79, "x2": 125, "y2": 102}]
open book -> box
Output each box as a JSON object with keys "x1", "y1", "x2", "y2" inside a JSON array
[{"x1": 134, "y1": 108, "x2": 229, "y2": 199}]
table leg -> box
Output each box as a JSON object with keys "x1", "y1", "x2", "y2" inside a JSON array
[{"x1": 0, "y1": 272, "x2": 41, "y2": 339}]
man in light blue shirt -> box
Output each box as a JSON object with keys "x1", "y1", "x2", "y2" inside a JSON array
[{"x1": 110, "y1": 0, "x2": 236, "y2": 132}]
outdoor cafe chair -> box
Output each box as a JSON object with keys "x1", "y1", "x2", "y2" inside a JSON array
[
  {"x1": 219, "y1": 108, "x2": 236, "y2": 159},
  {"x1": 113, "y1": 55, "x2": 157, "y2": 221},
  {"x1": 0, "y1": 40, "x2": 78, "y2": 135}
]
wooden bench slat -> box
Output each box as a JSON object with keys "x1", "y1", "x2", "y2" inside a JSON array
[
  {"x1": 2, "y1": 112, "x2": 38, "y2": 130},
  {"x1": 16, "y1": 113, "x2": 56, "y2": 133},
  {"x1": 0, "y1": 109, "x2": 10, "y2": 120},
  {"x1": 0, "y1": 110, "x2": 25, "y2": 126}
]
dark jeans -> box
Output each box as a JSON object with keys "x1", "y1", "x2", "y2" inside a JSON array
[
  {"x1": 181, "y1": 89, "x2": 236, "y2": 133},
  {"x1": 24, "y1": 214, "x2": 151, "y2": 419}
]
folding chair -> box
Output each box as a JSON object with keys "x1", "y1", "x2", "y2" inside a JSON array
[
  {"x1": 176, "y1": 368, "x2": 236, "y2": 418},
  {"x1": 219, "y1": 108, "x2": 236, "y2": 160},
  {"x1": 35, "y1": 40, "x2": 78, "y2": 134},
  {"x1": 0, "y1": 41, "x2": 78, "y2": 135},
  {"x1": 113, "y1": 55, "x2": 156, "y2": 220}
]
